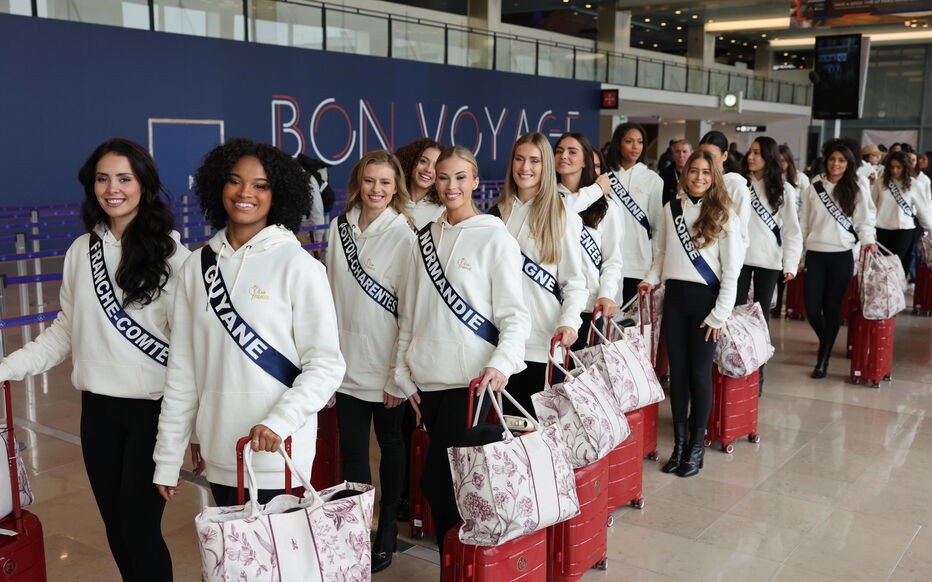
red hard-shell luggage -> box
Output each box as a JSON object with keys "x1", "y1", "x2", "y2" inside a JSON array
[
  {"x1": 409, "y1": 423, "x2": 435, "y2": 538},
  {"x1": 0, "y1": 381, "x2": 47, "y2": 581},
  {"x1": 846, "y1": 277, "x2": 861, "y2": 358},
  {"x1": 640, "y1": 403, "x2": 660, "y2": 461},
  {"x1": 546, "y1": 457, "x2": 609, "y2": 581},
  {"x1": 606, "y1": 409, "x2": 644, "y2": 521},
  {"x1": 785, "y1": 269, "x2": 806, "y2": 320},
  {"x1": 441, "y1": 526, "x2": 547, "y2": 582},
  {"x1": 914, "y1": 262, "x2": 932, "y2": 316},
  {"x1": 636, "y1": 293, "x2": 661, "y2": 459},
  {"x1": 849, "y1": 314, "x2": 895, "y2": 388},
  {"x1": 839, "y1": 276, "x2": 857, "y2": 326},
  {"x1": 311, "y1": 405, "x2": 342, "y2": 491},
  {"x1": 704, "y1": 369, "x2": 761, "y2": 454}
]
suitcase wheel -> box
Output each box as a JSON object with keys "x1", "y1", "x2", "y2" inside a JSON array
[
  {"x1": 646, "y1": 451, "x2": 659, "y2": 461},
  {"x1": 593, "y1": 558, "x2": 608, "y2": 571},
  {"x1": 660, "y1": 375, "x2": 670, "y2": 383},
  {"x1": 871, "y1": 381, "x2": 880, "y2": 388},
  {"x1": 631, "y1": 497, "x2": 645, "y2": 510},
  {"x1": 723, "y1": 443, "x2": 735, "y2": 454},
  {"x1": 748, "y1": 434, "x2": 761, "y2": 444},
  {"x1": 703, "y1": 439, "x2": 712, "y2": 448},
  {"x1": 852, "y1": 378, "x2": 862, "y2": 385},
  {"x1": 882, "y1": 374, "x2": 891, "y2": 381},
  {"x1": 412, "y1": 530, "x2": 424, "y2": 538},
  {"x1": 607, "y1": 515, "x2": 614, "y2": 527}
]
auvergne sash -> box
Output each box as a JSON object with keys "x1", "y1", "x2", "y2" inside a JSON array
[
  {"x1": 580, "y1": 227, "x2": 603, "y2": 270},
  {"x1": 416, "y1": 224, "x2": 499, "y2": 346},
  {"x1": 814, "y1": 181, "x2": 858, "y2": 243},
  {"x1": 88, "y1": 233, "x2": 169, "y2": 366},
  {"x1": 608, "y1": 172, "x2": 651, "y2": 239},
  {"x1": 748, "y1": 183, "x2": 782, "y2": 246},
  {"x1": 888, "y1": 181, "x2": 914, "y2": 218},
  {"x1": 201, "y1": 247, "x2": 301, "y2": 387},
  {"x1": 669, "y1": 198, "x2": 720, "y2": 291},
  {"x1": 337, "y1": 215, "x2": 398, "y2": 317}
]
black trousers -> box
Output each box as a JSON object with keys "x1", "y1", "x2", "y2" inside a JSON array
[
  {"x1": 661, "y1": 280, "x2": 718, "y2": 429},
  {"x1": 571, "y1": 311, "x2": 595, "y2": 352},
  {"x1": 335, "y1": 392, "x2": 405, "y2": 520},
  {"x1": 735, "y1": 265, "x2": 781, "y2": 327},
  {"x1": 504, "y1": 361, "x2": 548, "y2": 418},
  {"x1": 877, "y1": 228, "x2": 915, "y2": 278},
  {"x1": 772, "y1": 278, "x2": 786, "y2": 317},
  {"x1": 803, "y1": 250, "x2": 854, "y2": 350},
  {"x1": 418, "y1": 388, "x2": 490, "y2": 556},
  {"x1": 622, "y1": 277, "x2": 642, "y2": 305},
  {"x1": 209, "y1": 483, "x2": 287, "y2": 507},
  {"x1": 80, "y1": 391, "x2": 172, "y2": 582}
]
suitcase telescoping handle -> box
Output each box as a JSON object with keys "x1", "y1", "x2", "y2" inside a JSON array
[
  {"x1": 1, "y1": 381, "x2": 21, "y2": 522},
  {"x1": 547, "y1": 333, "x2": 566, "y2": 386},
  {"x1": 588, "y1": 305, "x2": 617, "y2": 346},
  {"x1": 638, "y1": 288, "x2": 658, "y2": 363},
  {"x1": 236, "y1": 435, "x2": 294, "y2": 505},
  {"x1": 465, "y1": 376, "x2": 485, "y2": 429}
]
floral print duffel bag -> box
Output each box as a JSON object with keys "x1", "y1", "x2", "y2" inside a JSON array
[
  {"x1": 860, "y1": 245, "x2": 906, "y2": 320},
  {"x1": 713, "y1": 302, "x2": 775, "y2": 378}
]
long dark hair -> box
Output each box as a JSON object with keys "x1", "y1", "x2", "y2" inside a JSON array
[
  {"x1": 778, "y1": 144, "x2": 799, "y2": 188},
  {"x1": 822, "y1": 143, "x2": 860, "y2": 216},
  {"x1": 882, "y1": 151, "x2": 913, "y2": 191},
  {"x1": 555, "y1": 132, "x2": 608, "y2": 229},
  {"x1": 77, "y1": 139, "x2": 176, "y2": 308},
  {"x1": 742, "y1": 136, "x2": 785, "y2": 210},
  {"x1": 607, "y1": 122, "x2": 647, "y2": 171},
  {"x1": 395, "y1": 137, "x2": 444, "y2": 204}
]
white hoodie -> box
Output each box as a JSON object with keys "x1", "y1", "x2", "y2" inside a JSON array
[
  {"x1": 799, "y1": 175, "x2": 877, "y2": 253},
  {"x1": 326, "y1": 207, "x2": 415, "y2": 402},
  {"x1": 558, "y1": 184, "x2": 625, "y2": 310},
  {"x1": 644, "y1": 195, "x2": 744, "y2": 329},
  {"x1": 501, "y1": 196, "x2": 588, "y2": 362},
  {"x1": 610, "y1": 163, "x2": 664, "y2": 280},
  {"x1": 153, "y1": 226, "x2": 345, "y2": 489},
  {"x1": 405, "y1": 197, "x2": 445, "y2": 230},
  {"x1": 0, "y1": 226, "x2": 189, "y2": 399},
  {"x1": 724, "y1": 172, "x2": 752, "y2": 251},
  {"x1": 745, "y1": 178, "x2": 804, "y2": 274},
  {"x1": 394, "y1": 214, "x2": 530, "y2": 396},
  {"x1": 872, "y1": 178, "x2": 932, "y2": 232}
]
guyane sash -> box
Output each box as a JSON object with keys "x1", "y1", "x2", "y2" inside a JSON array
[
  {"x1": 888, "y1": 181, "x2": 914, "y2": 219},
  {"x1": 748, "y1": 184, "x2": 782, "y2": 246},
  {"x1": 669, "y1": 198, "x2": 720, "y2": 291},
  {"x1": 814, "y1": 182, "x2": 858, "y2": 243},
  {"x1": 88, "y1": 234, "x2": 169, "y2": 366},
  {"x1": 580, "y1": 227, "x2": 603, "y2": 270},
  {"x1": 337, "y1": 216, "x2": 398, "y2": 317},
  {"x1": 416, "y1": 224, "x2": 499, "y2": 346},
  {"x1": 608, "y1": 172, "x2": 651, "y2": 239},
  {"x1": 200, "y1": 247, "x2": 301, "y2": 387}
]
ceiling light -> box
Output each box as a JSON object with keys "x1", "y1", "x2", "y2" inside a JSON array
[
  {"x1": 691, "y1": 14, "x2": 698, "y2": 19},
  {"x1": 677, "y1": 38, "x2": 683, "y2": 42},
  {"x1": 731, "y1": 39, "x2": 736, "y2": 43},
  {"x1": 675, "y1": 10, "x2": 682, "y2": 15},
  {"x1": 644, "y1": 17, "x2": 651, "y2": 22},
  {"x1": 584, "y1": 3, "x2": 591, "y2": 7},
  {"x1": 743, "y1": 42, "x2": 748, "y2": 46},
  {"x1": 707, "y1": 17, "x2": 790, "y2": 32},
  {"x1": 769, "y1": 30, "x2": 932, "y2": 47},
  {"x1": 718, "y1": 35, "x2": 724, "y2": 40},
  {"x1": 661, "y1": 22, "x2": 667, "y2": 27},
  {"x1": 639, "y1": 41, "x2": 644, "y2": 45},
  {"x1": 653, "y1": 43, "x2": 659, "y2": 47},
  {"x1": 753, "y1": 44, "x2": 758, "y2": 49},
  {"x1": 676, "y1": 26, "x2": 682, "y2": 30},
  {"x1": 761, "y1": 33, "x2": 767, "y2": 38}
]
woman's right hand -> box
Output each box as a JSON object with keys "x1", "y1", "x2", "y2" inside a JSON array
[
  {"x1": 637, "y1": 281, "x2": 653, "y2": 294},
  {"x1": 156, "y1": 477, "x2": 184, "y2": 502},
  {"x1": 596, "y1": 173, "x2": 611, "y2": 194},
  {"x1": 190, "y1": 444, "x2": 205, "y2": 476}
]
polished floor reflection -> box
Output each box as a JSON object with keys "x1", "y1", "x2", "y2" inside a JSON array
[{"x1": 6, "y1": 304, "x2": 932, "y2": 581}]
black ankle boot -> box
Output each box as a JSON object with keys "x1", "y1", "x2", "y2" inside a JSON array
[
  {"x1": 372, "y1": 507, "x2": 399, "y2": 573},
  {"x1": 811, "y1": 342, "x2": 831, "y2": 379},
  {"x1": 676, "y1": 426, "x2": 706, "y2": 478},
  {"x1": 661, "y1": 422, "x2": 688, "y2": 473}
]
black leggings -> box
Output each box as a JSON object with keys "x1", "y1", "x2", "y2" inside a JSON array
[
  {"x1": 661, "y1": 280, "x2": 718, "y2": 428},
  {"x1": 622, "y1": 277, "x2": 642, "y2": 305},
  {"x1": 803, "y1": 250, "x2": 854, "y2": 350},
  {"x1": 504, "y1": 361, "x2": 548, "y2": 418},
  {"x1": 209, "y1": 483, "x2": 287, "y2": 507},
  {"x1": 335, "y1": 393, "x2": 405, "y2": 516},
  {"x1": 876, "y1": 228, "x2": 915, "y2": 278},
  {"x1": 735, "y1": 265, "x2": 781, "y2": 326},
  {"x1": 80, "y1": 392, "x2": 172, "y2": 582}
]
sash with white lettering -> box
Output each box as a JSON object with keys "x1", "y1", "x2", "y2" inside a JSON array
[
  {"x1": 669, "y1": 198, "x2": 720, "y2": 291},
  {"x1": 416, "y1": 224, "x2": 499, "y2": 346},
  {"x1": 888, "y1": 181, "x2": 914, "y2": 219},
  {"x1": 580, "y1": 227, "x2": 603, "y2": 270},
  {"x1": 88, "y1": 234, "x2": 169, "y2": 366},
  {"x1": 337, "y1": 215, "x2": 398, "y2": 317},
  {"x1": 748, "y1": 183, "x2": 782, "y2": 246},
  {"x1": 814, "y1": 181, "x2": 858, "y2": 243},
  {"x1": 607, "y1": 172, "x2": 652, "y2": 239},
  {"x1": 487, "y1": 205, "x2": 563, "y2": 302},
  {"x1": 201, "y1": 247, "x2": 301, "y2": 387}
]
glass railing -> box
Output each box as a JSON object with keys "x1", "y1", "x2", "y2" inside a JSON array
[{"x1": 9, "y1": 0, "x2": 811, "y2": 106}]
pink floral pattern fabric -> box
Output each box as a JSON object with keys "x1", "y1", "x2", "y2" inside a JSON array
[
  {"x1": 713, "y1": 302, "x2": 775, "y2": 378},
  {"x1": 860, "y1": 250, "x2": 906, "y2": 320},
  {"x1": 575, "y1": 328, "x2": 665, "y2": 413},
  {"x1": 448, "y1": 423, "x2": 580, "y2": 546},
  {"x1": 195, "y1": 481, "x2": 375, "y2": 581}
]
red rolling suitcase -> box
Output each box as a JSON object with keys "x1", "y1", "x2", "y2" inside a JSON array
[
  {"x1": 634, "y1": 292, "x2": 661, "y2": 459},
  {"x1": 409, "y1": 422, "x2": 435, "y2": 538},
  {"x1": 914, "y1": 262, "x2": 932, "y2": 316},
  {"x1": 640, "y1": 403, "x2": 660, "y2": 461},
  {"x1": 785, "y1": 269, "x2": 806, "y2": 320},
  {"x1": 442, "y1": 526, "x2": 547, "y2": 582},
  {"x1": 606, "y1": 409, "x2": 644, "y2": 521},
  {"x1": 311, "y1": 404, "x2": 343, "y2": 491},
  {"x1": 0, "y1": 381, "x2": 47, "y2": 581},
  {"x1": 704, "y1": 369, "x2": 761, "y2": 454},
  {"x1": 839, "y1": 276, "x2": 857, "y2": 326},
  {"x1": 846, "y1": 277, "x2": 861, "y2": 358},
  {"x1": 546, "y1": 457, "x2": 609, "y2": 581},
  {"x1": 849, "y1": 314, "x2": 895, "y2": 388}
]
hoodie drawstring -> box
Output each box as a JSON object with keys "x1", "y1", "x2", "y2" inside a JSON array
[{"x1": 230, "y1": 244, "x2": 252, "y2": 295}]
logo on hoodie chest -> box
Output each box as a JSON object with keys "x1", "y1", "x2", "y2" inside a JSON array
[
  {"x1": 364, "y1": 257, "x2": 376, "y2": 271},
  {"x1": 248, "y1": 285, "x2": 269, "y2": 300},
  {"x1": 457, "y1": 258, "x2": 472, "y2": 271}
]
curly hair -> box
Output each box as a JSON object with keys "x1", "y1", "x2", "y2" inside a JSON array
[
  {"x1": 741, "y1": 136, "x2": 785, "y2": 210},
  {"x1": 882, "y1": 151, "x2": 912, "y2": 191},
  {"x1": 194, "y1": 138, "x2": 310, "y2": 233},
  {"x1": 77, "y1": 138, "x2": 176, "y2": 308},
  {"x1": 395, "y1": 137, "x2": 444, "y2": 204},
  {"x1": 555, "y1": 132, "x2": 608, "y2": 229},
  {"x1": 676, "y1": 150, "x2": 734, "y2": 250}
]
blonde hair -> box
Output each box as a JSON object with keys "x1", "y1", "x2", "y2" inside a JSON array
[
  {"x1": 435, "y1": 146, "x2": 482, "y2": 214},
  {"x1": 496, "y1": 132, "x2": 565, "y2": 264},
  {"x1": 345, "y1": 150, "x2": 411, "y2": 217},
  {"x1": 676, "y1": 150, "x2": 734, "y2": 250}
]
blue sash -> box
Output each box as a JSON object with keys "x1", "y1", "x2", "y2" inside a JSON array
[
  {"x1": 749, "y1": 184, "x2": 782, "y2": 246},
  {"x1": 521, "y1": 253, "x2": 563, "y2": 303},
  {"x1": 669, "y1": 198, "x2": 720, "y2": 291},
  {"x1": 814, "y1": 182, "x2": 859, "y2": 243},
  {"x1": 579, "y1": 227, "x2": 603, "y2": 270},
  {"x1": 416, "y1": 224, "x2": 499, "y2": 346},
  {"x1": 88, "y1": 234, "x2": 169, "y2": 366},
  {"x1": 337, "y1": 215, "x2": 398, "y2": 317},
  {"x1": 608, "y1": 172, "x2": 651, "y2": 239},
  {"x1": 888, "y1": 181, "x2": 914, "y2": 218},
  {"x1": 200, "y1": 247, "x2": 301, "y2": 387}
]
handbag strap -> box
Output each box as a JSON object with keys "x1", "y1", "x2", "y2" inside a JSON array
[
  {"x1": 475, "y1": 387, "x2": 542, "y2": 438},
  {"x1": 241, "y1": 445, "x2": 321, "y2": 518},
  {"x1": 588, "y1": 307, "x2": 613, "y2": 346}
]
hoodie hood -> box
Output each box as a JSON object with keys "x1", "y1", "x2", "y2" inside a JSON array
[
  {"x1": 345, "y1": 206, "x2": 410, "y2": 240},
  {"x1": 208, "y1": 224, "x2": 299, "y2": 257}
]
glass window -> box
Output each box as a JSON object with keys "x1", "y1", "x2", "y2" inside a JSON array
[
  {"x1": 326, "y1": 10, "x2": 388, "y2": 57},
  {"x1": 496, "y1": 36, "x2": 535, "y2": 75},
  {"x1": 575, "y1": 49, "x2": 601, "y2": 82},
  {"x1": 154, "y1": 0, "x2": 244, "y2": 40},
  {"x1": 250, "y1": 0, "x2": 322, "y2": 50},
  {"x1": 37, "y1": 0, "x2": 149, "y2": 29},
  {"x1": 637, "y1": 60, "x2": 663, "y2": 90},
  {"x1": 538, "y1": 44, "x2": 572, "y2": 79},
  {"x1": 686, "y1": 67, "x2": 708, "y2": 94},
  {"x1": 609, "y1": 54, "x2": 636, "y2": 86},
  {"x1": 1, "y1": 0, "x2": 34, "y2": 15},
  {"x1": 392, "y1": 19, "x2": 443, "y2": 64},
  {"x1": 862, "y1": 46, "x2": 924, "y2": 125},
  {"x1": 663, "y1": 64, "x2": 687, "y2": 92},
  {"x1": 447, "y1": 29, "x2": 492, "y2": 70}
]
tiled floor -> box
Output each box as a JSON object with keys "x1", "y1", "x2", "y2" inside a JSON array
[{"x1": 4, "y1": 290, "x2": 932, "y2": 581}]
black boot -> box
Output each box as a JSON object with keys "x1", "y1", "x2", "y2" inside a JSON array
[
  {"x1": 661, "y1": 422, "x2": 688, "y2": 473},
  {"x1": 811, "y1": 341, "x2": 831, "y2": 379},
  {"x1": 676, "y1": 426, "x2": 705, "y2": 478},
  {"x1": 371, "y1": 505, "x2": 399, "y2": 573}
]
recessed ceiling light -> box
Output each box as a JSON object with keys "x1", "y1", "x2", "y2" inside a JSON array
[
  {"x1": 639, "y1": 40, "x2": 644, "y2": 45},
  {"x1": 644, "y1": 17, "x2": 651, "y2": 22},
  {"x1": 676, "y1": 26, "x2": 682, "y2": 30},
  {"x1": 743, "y1": 42, "x2": 748, "y2": 46},
  {"x1": 718, "y1": 35, "x2": 724, "y2": 40},
  {"x1": 692, "y1": 14, "x2": 698, "y2": 19},
  {"x1": 761, "y1": 33, "x2": 768, "y2": 38},
  {"x1": 675, "y1": 10, "x2": 682, "y2": 15},
  {"x1": 584, "y1": 3, "x2": 591, "y2": 7},
  {"x1": 783, "y1": 52, "x2": 788, "y2": 55},
  {"x1": 731, "y1": 39, "x2": 736, "y2": 43},
  {"x1": 653, "y1": 43, "x2": 659, "y2": 47},
  {"x1": 661, "y1": 22, "x2": 667, "y2": 27}
]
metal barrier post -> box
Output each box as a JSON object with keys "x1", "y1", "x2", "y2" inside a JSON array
[
  {"x1": 13, "y1": 234, "x2": 36, "y2": 396},
  {"x1": 29, "y1": 210, "x2": 46, "y2": 334},
  {"x1": 0, "y1": 274, "x2": 6, "y2": 358},
  {"x1": 182, "y1": 194, "x2": 191, "y2": 248}
]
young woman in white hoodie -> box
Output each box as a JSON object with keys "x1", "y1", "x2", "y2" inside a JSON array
[
  {"x1": 326, "y1": 150, "x2": 415, "y2": 573},
  {"x1": 492, "y1": 132, "x2": 588, "y2": 414},
  {"x1": 639, "y1": 150, "x2": 743, "y2": 478},
  {"x1": 799, "y1": 143, "x2": 877, "y2": 379},
  {"x1": 554, "y1": 132, "x2": 623, "y2": 347},
  {"x1": 873, "y1": 151, "x2": 932, "y2": 275},
  {"x1": 605, "y1": 122, "x2": 665, "y2": 302},
  {"x1": 0, "y1": 139, "x2": 188, "y2": 580},
  {"x1": 395, "y1": 137, "x2": 445, "y2": 229},
  {"x1": 153, "y1": 138, "x2": 345, "y2": 506},
  {"x1": 699, "y1": 131, "x2": 751, "y2": 253},
  {"x1": 394, "y1": 145, "x2": 531, "y2": 556}
]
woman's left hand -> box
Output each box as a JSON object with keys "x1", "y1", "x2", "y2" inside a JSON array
[
  {"x1": 864, "y1": 243, "x2": 879, "y2": 254},
  {"x1": 478, "y1": 367, "x2": 508, "y2": 394},
  {"x1": 699, "y1": 322, "x2": 720, "y2": 342},
  {"x1": 248, "y1": 424, "x2": 282, "y2": 452},
  {"x1": 556, "y1": 326, "x2": 578, "y2": 348},
  {"x1": 595, "y1": 297, "x2": 618, "y2": 319},
  {"x1": 383, "y1": 392, "x2": 404, "y2": 408},
  {"x1": 784, "y1": 271, "x2": 796, "y2": 283}
]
